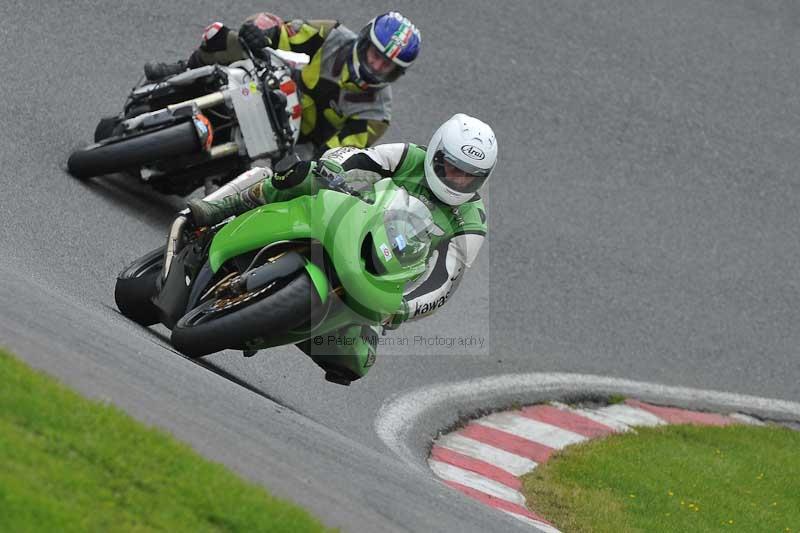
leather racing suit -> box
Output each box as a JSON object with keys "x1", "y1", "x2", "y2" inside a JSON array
[{"x1": 188, "y1": 14, "x2": 392, "y2": 154}]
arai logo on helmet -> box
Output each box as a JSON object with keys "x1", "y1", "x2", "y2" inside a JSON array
[{"x1": 460, "y1": 145, "x2": 485, "y2": 160}]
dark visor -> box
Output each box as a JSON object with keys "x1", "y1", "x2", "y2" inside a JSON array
[{"x1": 434, "y1": 151, "x2": 491, "y2": 193}]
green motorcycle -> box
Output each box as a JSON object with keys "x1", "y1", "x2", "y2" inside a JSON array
[{"x1": 114, "y1": 164, "x2": 434, "y2": 382}]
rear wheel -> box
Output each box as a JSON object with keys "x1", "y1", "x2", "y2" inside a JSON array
[
  {"x1": 68, "y1": 122, "x2": 199, "y2": 179},
  {"x1": 171, "y1": 270, "x2": 321, "y2": 358},
  {"x1": 115, "y1": 247, "x2": 165, "y2": 326}
]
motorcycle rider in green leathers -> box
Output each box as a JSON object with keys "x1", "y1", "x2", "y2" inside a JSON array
[{"x1": 183, "y1": 114, "x2": 496, "y2": 385}]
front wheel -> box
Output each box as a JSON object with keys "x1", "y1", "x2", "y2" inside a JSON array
[
  {"x1": 171, "y1": 271, "x2": 321, "y2": 358},
  {"x1": 68, "y1": 121, "x2": 199, "y2": 179}
]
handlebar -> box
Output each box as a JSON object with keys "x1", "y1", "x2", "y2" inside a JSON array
[
  {"x1": 313, "y1": 163, "x2": 361, "y2": 197},
  {"x1": 238, "y1": 36, "x2": 271, "y2": 67}
]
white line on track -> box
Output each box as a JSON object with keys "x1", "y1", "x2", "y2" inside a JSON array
[
  {"x1": 475, "y1": 412, "x2": 586, "y2": 449},
  {"x1": 428, "y1": 460, "x2": 527, "y2": 505},
  {"x1": 555, "y1": 404, "x2": 633, "y2": 432},
  {"x1": 549, "y1": 401, "x2": 634, "y2": 433},
  {"x1": 577, "y1": 404, "x2": 665, "y2": 429},
  {"x1": 436, "y1": 433, "x2": 538, "y2": 475},
  {"x1": 730, "y1": 412, "x2": 766, "y2": 426}
]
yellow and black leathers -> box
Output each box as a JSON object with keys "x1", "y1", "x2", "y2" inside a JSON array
[{"x1": 189, "y1": 15, "x2": 391, "y2": 154}]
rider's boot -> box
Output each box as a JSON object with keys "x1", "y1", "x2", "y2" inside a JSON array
[
  {"x1": 143, "y1": 60, "x2": 188, "y2": 81},
  {"x1": 202, "y1": 167, "x2": 272, "y2": 202},
  {"x1": 300, "y1": 325, "x2": 378, "y2": 386}
]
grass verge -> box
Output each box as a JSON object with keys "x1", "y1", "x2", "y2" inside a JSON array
[
  {"x1": 0, "y1": 348, "x2": 332, "y2": 532},
  {"x1": 522, "y1": 423, "x2": 800, "y2": 533}
]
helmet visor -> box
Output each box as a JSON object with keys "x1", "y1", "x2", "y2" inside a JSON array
[
  {"x1": 434, "y1": 150, "x2": 491, "y2": 193},
  {"x1": 356, "y1": 40, "x2": 404, "y2": 84}
]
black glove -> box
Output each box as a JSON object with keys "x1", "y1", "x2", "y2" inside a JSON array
[
  {"x1": 272, "y1": 160, "x2": 313, "y2": 190},
  {"x1": 239, "y1": 21, "x2": 277, "y2": 57}
]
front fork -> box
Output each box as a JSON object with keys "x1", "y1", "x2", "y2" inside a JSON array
[{"x1": 162, "y1": 215, "x2": 189, "y2": 283}]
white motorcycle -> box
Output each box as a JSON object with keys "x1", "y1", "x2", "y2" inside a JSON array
[{"x1": 68, "y1": 41, "x2": 308, "y2": 196}]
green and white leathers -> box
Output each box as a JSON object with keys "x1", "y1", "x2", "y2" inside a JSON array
[{"x1": 192, "y1": 143, "x2": 488, "y2": 381}]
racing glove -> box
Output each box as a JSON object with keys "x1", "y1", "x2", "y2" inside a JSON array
[
  {"x1": 271, "y1": 160, "x2": 314, "y2": 190},
  {"x1": 239, "y1": 17, "x2": 281, "y2": 57},
  {"x1": 271, "y1": 159, "x2": 346, "y2": 190}
]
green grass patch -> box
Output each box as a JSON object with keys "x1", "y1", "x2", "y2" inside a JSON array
[
  {"x1": 522, "y1": 424, "x2": 800, "y2": 533},
  {"x1": 607, "y1": 394, "x2": 627, "y2": 405},
  {"x1": 0, "y1": 348, "x2": 332, "y2": 532}
]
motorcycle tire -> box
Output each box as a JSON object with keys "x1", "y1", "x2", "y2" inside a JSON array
[
  {"x1": 114, "y1": 246, "x2": 165, "y2": 326},
  {"x1": 171, "y1": 270, "x2": 321, "y2": 358},
  {"x1": 68, "y1": 121, "x2": 199, "y2": 179}
]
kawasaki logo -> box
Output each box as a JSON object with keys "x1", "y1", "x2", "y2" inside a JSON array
[
  {"x1": 412, "y1": 289, "x2": 452, "y2": 317},
  {"x1": 461, "y1": 145, "x2": 485, "y2": 160}
]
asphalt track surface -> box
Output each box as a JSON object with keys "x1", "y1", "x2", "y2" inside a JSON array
[{"x1": 2, "y1": 1, "x2": 800, "y2": 531}]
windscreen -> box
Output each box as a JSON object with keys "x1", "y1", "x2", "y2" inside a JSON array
[{"x1": 382, "y1": 189, "x2": 434, "y2": 267}]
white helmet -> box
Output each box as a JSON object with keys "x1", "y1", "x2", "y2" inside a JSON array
[{"x1": 424, "y1": 114, "x2": 497, "y2": 206}]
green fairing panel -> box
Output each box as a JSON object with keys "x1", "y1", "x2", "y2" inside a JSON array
[
  {"x1": 208, "y1": 197, "x2": 313, "y2": 272},
  {"x1": 208, "y1": 180, "x2": 429, "y2": 321},
  {"x1": 313, "y1": 181, "x2": 426, "y2": 317},
  {"x1": 208, "y1": 198, "x2": 332, "y2": 305},
  {"x1": 303, "y1": 261, "x2": 329, "y2": 303}
]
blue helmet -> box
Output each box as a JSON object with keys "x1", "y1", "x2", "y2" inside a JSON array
[{"x1": 350, "y1": 12, "x2": 421, "y2": 88}]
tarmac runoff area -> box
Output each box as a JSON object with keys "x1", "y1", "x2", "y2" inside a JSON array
[{"x1": 376, "y1": 374, "x2": 800, "y2": 533}]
